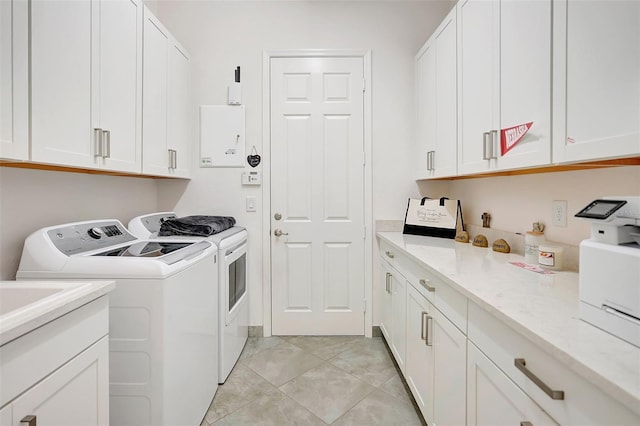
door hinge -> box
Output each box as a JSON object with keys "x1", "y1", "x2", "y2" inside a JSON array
[
  {"x1": 363, "y1": 151, "x2": 366, "y2": 166},
  {"x1": 363, "y1": 299, "x2": 367, "y2": 313},
  {"x1": 363, "y1": 225, "x2": 366, "y2": 240},
  {"x1": 362, "y1": 78, "x2": 366, "y2": 93}
]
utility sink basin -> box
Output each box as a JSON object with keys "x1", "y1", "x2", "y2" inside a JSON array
[
  {"x1": 0, "y1": 287, "x2": 65, "y2": 316},
  {"x1": 0, "y1": 280, "x2": 115, "y2": 346}
]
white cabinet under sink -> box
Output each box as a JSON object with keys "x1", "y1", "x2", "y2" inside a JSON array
[
  {"x1": 142, "y1": 7, "x2": 191, "y2": 179},
  {"x1": 30, "y1": 0, "x2": 142, "y2": 173},
  {"x1": 552, "y1": 0, "x2": 640, "y2": 163},
  {"x1": 457, "y1": 0, "x2": 551, "y2": 175},
  {"x1": 0, "y1": 0, "x2": 28, "y2": 161},
  {"x1": 0, "y1": 296, "x2": 110, "y2": 426}
]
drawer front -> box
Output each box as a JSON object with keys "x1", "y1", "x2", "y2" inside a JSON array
[
  {"x1": 468, "y1": 302, "x2": 640, "y2": 425},
  {"x1": 397, "y1": 253, "x2": 467, "y2": 333},
  {"x1": 379, "y1": 240, "x2": 398, "y2": 268}
]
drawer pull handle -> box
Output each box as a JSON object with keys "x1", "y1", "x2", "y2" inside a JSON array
[
  {"x1": 520, "y1": 422, "x2": 533, "y2": 426},
  {"x1": 425, "y1": 315, "x2": 433, "y2": 347},
  {"x1": 420, "y1": 278, "x2": 436, "y2": 292},
  {"x1": 20, "y1": 415, "x2": 36, "y2": 426},
  {"x1": 514, "y1": 358, "x2": 565, "y2": 400},
  {"x1": 385, "y1": 251, "x2": 394, "y2": 259}
]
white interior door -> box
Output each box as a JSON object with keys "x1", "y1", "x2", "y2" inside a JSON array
[{"x1": 270, "y1": 56, "x2": 365, "y2": 335}]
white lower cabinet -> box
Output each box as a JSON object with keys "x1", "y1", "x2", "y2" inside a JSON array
[
  {"x1": 9, "y1": 337, "x2": 109, "y2": 426},
  {"x1": 0, "y1": 297, "x2": 110, "y2": 426},
  {"x1": 380, "y1": 257, "x2": 406, "y2": 373},
  {"x1": 467, "y1": 342, "x2": 557, "y2": 426},
  {"x1": 406, "y1": 282, "x2": 466, "y2": 426}
]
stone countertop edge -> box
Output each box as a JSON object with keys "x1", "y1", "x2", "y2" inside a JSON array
[
  {"x1": 377, "y1": 231, "x2": 640, "y2": 416},
  {"x1": 0, "y1": 280, "x2": 116, "y2": 346}
]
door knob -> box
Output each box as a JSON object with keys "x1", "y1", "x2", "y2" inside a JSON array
[{"x1": 274, "y1": 228, "x2": 288, "y2": 237}]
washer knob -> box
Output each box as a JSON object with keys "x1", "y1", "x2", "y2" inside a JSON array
[{"x1": 88, "y1": 227, "x2": 105, "y2": 239}]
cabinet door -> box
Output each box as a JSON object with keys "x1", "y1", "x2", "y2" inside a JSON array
[
  {"x1": 433, "y1": 10, "x2": 457, "y2": 178},
  {"x1": 380, "y1": 261, "x2": 393, "y2": 341},
  {"x1": 0, "y1": 0, "x2": 28, "y2": 161},
  {"x1": 98, "y1": 0, "x2": 142, "y2": 173},
  {"x1": 167, "y1": 41, "x2": 191, "y2": 178},
  {"x1": 31, "y1": 0, "x2": 96, "y2": 168},
  {"x1": 390, "y1": 274, "x2": 406, "y2": 374},
  {"x1": 10, "y1": 337, "x2": 109, "y2": 426},
  {"x1": 433, "y1": 306, "x2": 466, "y2": 426},
  {"x1": 457, "y1": 0, "x2": 497, "y2": 175},
  {"x1": 496, "y1": 0, "x2": 551, "y2": 170},
  {"x1": 467, "y1": 342, "x2": 557, "y2": 426},
  {"x1": 553, "y1": 1, "x2": 640, "y2": 163},
  {"x1": 415, "y1": 42, "x2": 436, "y2": 178},
  {"x1": 405, "y1": 284, "x2": 434, "y2": 423},
  {"x1": 142, "y1": 8, "x2": 170, "y2": 176}
]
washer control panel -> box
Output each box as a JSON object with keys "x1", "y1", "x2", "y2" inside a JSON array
[{"x1": 47, "y1": 220, "x2": 137, "y2": 256}]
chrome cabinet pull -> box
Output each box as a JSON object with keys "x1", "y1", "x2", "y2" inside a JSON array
[
  {"x1": 385, "y1": 251, "x2": 394, "y2": 259},
  {"x1": 425, "y1": 315, "x2": 433, "y2": 346},
  {"x1": 514, "y1": 358, "x2": 565, "y2": 400},
  {"x1": 482, "y1": 132, "x2": 491, "y2": 160},
  {"x1": 490, "y1": 130, "x2": 498, "y2": 159},
  {"x1": 173, "y1": 149, "x2": 178, "y2": 169},
  {"x1": 385, "y1": 272, "x2": 390, "y2": 293},
  {"x1": 20, "y1": 415, "x2": 36, "y2": 426},
  {"x1": 520, "y1": 422, "x2": 533, "y2": 426},
  {"x1": 420, "y1": 311, "x2": 428, "y2": 341},
  {"x1": 168, "y1": 149, "x2": 173, "y2": 168},
  {"x1": 429, "y1": 151, "x2": 435, "y2": 170},
  {"x1": 420, "y1": 278, "x2": 435, "y2": 292},
  {"x1": 94, "y1": 128, "x2": 103, "y2": 157},
  {"x1": 102, "y1": 130, "x2": 111, "y2": 158}
]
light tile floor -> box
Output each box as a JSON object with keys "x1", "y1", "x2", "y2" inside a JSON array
[{"x1": 200, "y1": 336, "x2": 425, "y2": 426}]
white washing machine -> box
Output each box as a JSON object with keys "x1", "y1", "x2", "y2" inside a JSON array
[
  {"x1": 17, "y1": 219, "x2": 218, "y2": 426},
  {"x1": 128, "y1": 212, "x2": 248, "y2": 383}
]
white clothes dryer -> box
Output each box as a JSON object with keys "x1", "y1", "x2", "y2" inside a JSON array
[
  {"x1": 128, "y1": 212, "x2": 248, "y2": 383},
  {"x1": 17, "y1": 219, "x2": 218, "y2": 426}
]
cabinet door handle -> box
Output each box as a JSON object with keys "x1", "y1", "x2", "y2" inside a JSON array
[
  {"x1": 385, "y1": 272, "x2": 391, "y2": 293},
  {"x1": 425, "y1": 315, "x2": 433, "y2": 346},
  {"x1": 430, "y1": 151, "x2": 435, "y2": 170},
  {"x1": 20, "y1": 415, "x2": 36, "y2": 426},
  {"x1": 94, "y1": 128, "x2": 103, "y2": 157},
  {"x1": 490, "y1": 130, "x2": 498, "y2": 159},
  {"x1": 173, "y1": 149, "x2": 178, "y2": 169},
  {"x1": 520, "y1": 422, "x2": 533, "y2": 426},
  {"x1": 514, "y1": 358, "x2": 565, "y2": 400},
  {"x1": 102, "y1": 130, "x2": 111, "y2": 158},
  {"x1": 482, "y1": 132, "x2": 491, "y2": 160},
  {"x1": 385, "y1": 251, "x2": 394, "y2": 259},
  {"x1": 419, "y1": 278, "x2": 435, "y2": 292},
  {"x1": 420, "y1": 311, "x2": 428, "y2": 341}
]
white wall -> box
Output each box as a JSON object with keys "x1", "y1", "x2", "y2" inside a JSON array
[
  {"x1": 419, "y1": 166, "x2": 640, "y2": 247},
  {"x1": 0, "y1": 167, "x2": 159, "y2": 279},
  {"x1": 155, "y1": 0, "x2": 454, "y2": 327}
]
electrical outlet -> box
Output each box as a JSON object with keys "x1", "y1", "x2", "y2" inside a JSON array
[{"x1": 552, "y1": 200, "x2": 567, "y2": 227}]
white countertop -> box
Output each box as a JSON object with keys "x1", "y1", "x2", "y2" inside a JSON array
[
  {"x1": 377, "y1": 231, "x2": 640, "y2": 416},
  {"x1": 0, "y1": 280, "x2": 115, "y2": 346}
]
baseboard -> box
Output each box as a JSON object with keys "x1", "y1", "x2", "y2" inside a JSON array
[
  {"x1": 248, "y1": 326, "x2": 263, "y2": 337},
  {"x1": 371, "y1": 326, "x2": 382, "y2": 337}
]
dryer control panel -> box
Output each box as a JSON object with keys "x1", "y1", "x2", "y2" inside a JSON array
[{"x1": 47, "y1": 220, "x2": 137, "y2": 256}]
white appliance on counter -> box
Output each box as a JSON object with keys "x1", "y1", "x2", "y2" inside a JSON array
[
  {"x1": 128, "y1": 212, "x2": 249, "y2": 383},
  {"x1": 576, "y1": 196, "x2": 640, "y2": 348},
  {"x1": 16, "y1": 220, "x2": 219, "y2": 426}
]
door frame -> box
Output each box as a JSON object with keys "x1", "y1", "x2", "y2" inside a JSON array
[{"x1": 262, "y1": 49, "x2": 373, "y2": 337}]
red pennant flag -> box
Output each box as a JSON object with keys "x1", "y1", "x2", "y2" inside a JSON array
[{"x1": 500, "y1": 122, "x2": 533, "y2": 156}]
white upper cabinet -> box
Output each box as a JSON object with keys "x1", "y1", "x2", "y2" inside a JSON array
[
  {"x1": 30, "y1": 0, "x2": 142, "y2": 172},
  {"x1": 142, "y1": 7, "x2": 191, "y2": 178},
  {"x1": 553, "y1": 1, "x2": 640, "y2": 163},
  {"x1": 415, "y1": 8, "x2": 457, "y2": 179},
  {"x1": 457, "y1": 0, "x2": 551, "y2": 175},
  {"x1": 0, "y1": 0, "x2": 28, "y2": 161}
]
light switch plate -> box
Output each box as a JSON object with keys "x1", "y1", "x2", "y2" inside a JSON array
[{"x1": 246, "y1": 196, "x2": 257, "y2": 212}]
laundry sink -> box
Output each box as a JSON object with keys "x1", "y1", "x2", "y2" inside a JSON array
[
  {"x1": 0, "y1": 286, "x2": 65, "y2": 316},
  {"x1": 0, "y1": 280, "x2": 115, "y2": 346}
]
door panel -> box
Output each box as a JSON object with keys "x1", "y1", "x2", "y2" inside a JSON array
[{"x1": 271, "y1": 56, "x2": 365, "y2": 335}]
